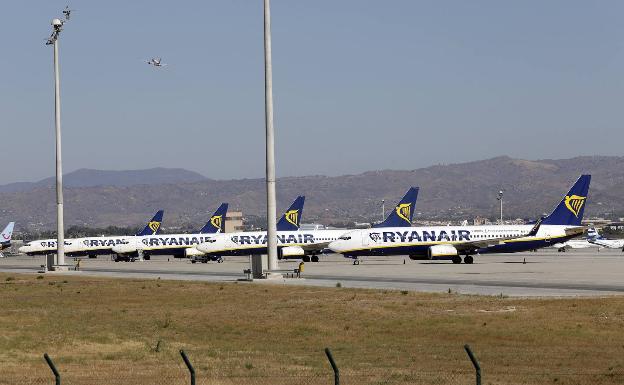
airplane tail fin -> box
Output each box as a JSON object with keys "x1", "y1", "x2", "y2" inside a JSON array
[
  {"x1": 1, "y1": 222, "x2": 15, "y2": 243},
  {"x1": 373, "y1": 187, "x2": 419, "y2": 228},
  {"x1": 199, "y1": 203, "x2": 229, "y2": 233},
  {"x1": 586, "y1": 227, "x2": 602, "y2": 240},
  {"x1": 136, "y1": 210, "x2": 164, "y2": 236},
  {"x1": 276, "y1": 196, "x2": 305, "y2": 231},
  {"x1": 541, "y1": 175, "x2": 591, "y2": 226}
]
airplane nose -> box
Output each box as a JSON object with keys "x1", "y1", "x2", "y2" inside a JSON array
[{"x1": 18, "y1": 246, "x2": 27, "y2": 253}]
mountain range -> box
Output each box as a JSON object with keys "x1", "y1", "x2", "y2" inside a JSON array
[{"x1": 1, "y1": 156, "x2": 623, "y2": 232}]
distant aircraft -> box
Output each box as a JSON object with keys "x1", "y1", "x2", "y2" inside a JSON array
[
  {"x1": 62, "y1": 6, "x2": 75, "y2": 21},
  {"x1": 329, "y1": 175, "x2": 590, "y2": 264},
  {"x1": 146, "y1": 58, "x2": 167, "y2": 67},
  {"x1": 111, "y1": 204, "x2": 228, "y2": 261},
  {"x1": 196, "y1": 188, "x2": 420, "y2": 263},
  {"x1": 0, "y1": 222, "x2": 15, "y2": 257},
  {"x1": 18, "y1": 211, "x2": 164, "y2": 258},
  {"x1": 587, "y1": 228, "x2": 624, "y2": 250},
  {"x1": 552, "y1": 227, "x2": 624, "y2": 252}
]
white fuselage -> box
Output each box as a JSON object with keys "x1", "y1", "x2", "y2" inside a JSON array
[
  {"x1": 329, "y1": 224, "x2": 579, "y2": 257},
  {"x1": 19, "y1": 236, "x2": 134, "y2": 256},
  {"x1": 196, "y1": 229, "x2": 349, "y2": 256}
]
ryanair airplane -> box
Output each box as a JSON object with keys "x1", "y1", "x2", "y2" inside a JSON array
[
  {"x1": 195, "y1": 187, "x2": 419, "y2": 262},
  {"x1": 18, "y1": 211, "x2": 164, "y2": 257},
  {"x1": 0, "y1": 222, "x2": 15, "y2": 256},
  {"x1": 329, "y1": 175, "x2": 591, "y2": 264},
  {"x1": 111, "y1": 203, "x2": 228, "y2": 261}
]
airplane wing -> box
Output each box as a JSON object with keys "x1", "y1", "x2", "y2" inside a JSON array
[
  {"x1": 454, "y1": 219, "x2": 543, "y2": 254},
  {"x1": 300, "y1": 242, "x2": 331, "y2": 254}
]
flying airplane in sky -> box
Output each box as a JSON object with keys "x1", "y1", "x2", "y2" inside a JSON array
[
  {"x1": 146, "y1": 57, "x2": 167, "y2": 67},
  {"x1": 195, "y1": 187, "x2": 419, "y2": 262},
  {"x1": 111, "y1": 203, "x2": 228, "y2": 261},
  {"x1": 18, "y1": 211, "x2": 164, "y2": 258},
  {"x1": 329, "y1": 175, "x2": 590, "y2": 264}
]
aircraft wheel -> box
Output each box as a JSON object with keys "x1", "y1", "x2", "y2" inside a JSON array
[
  {"x1": 311, "y1": 255, "x2": 319, "y2": 262},
  {"x1": 353, "y1": 259, "x2": 360, "y2": 265},
  {"x1": 302, "y1": 255, "x2": 310, "y2": 262},
  {"x1": 191, "y1": 260, "x2": 197, "y2": 264},
  {"x1": 217, "y1": 257, "x2": 224, "y2": 263},
  {"x1": 464, "y1": 255, "x2": 474, "y2": 264},
  {"x1": 452, "y1": 256, "x2": 462, "y2": 264}
]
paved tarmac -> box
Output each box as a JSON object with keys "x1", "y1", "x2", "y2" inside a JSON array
[{"x1": 1, "y1": 249, "x2": 623, "y2": 297}]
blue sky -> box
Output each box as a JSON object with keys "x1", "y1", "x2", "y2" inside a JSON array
[{"x1": 2, "y1": 1, "x2": 624, "y2": 183}]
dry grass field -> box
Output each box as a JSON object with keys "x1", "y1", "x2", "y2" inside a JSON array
[{"x1": 0, "y1": 272, "x2": 623, "y2": 385}]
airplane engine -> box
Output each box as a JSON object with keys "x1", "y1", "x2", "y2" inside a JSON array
[
  {"x1": 281, "y1": 246, "x2": 305, "y2": 258},
  {"x1": 111, "y1": 244, "x2": 138, "y2": 254},
  {"x1": 427, "y1": 244, "x2": 458, "y2": 259},
  {"x1": 185, "y1": 247, "x2": 204, "y2": 258}
]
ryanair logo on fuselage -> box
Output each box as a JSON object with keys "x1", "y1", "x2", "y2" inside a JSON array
[
  {"x1": 285, "y1": 209, "x2": 299, "y2": 227},
  {"x1": 395, "y1": 203, "x2": 412, "y2": 223},
  {"x1": 148, "y1": 221, "x2": 161, "y2": 234},
  {"x1": 210, "y1": 215, "x2": 223, "y2": 231},
  {"x1": 564, "y1": 195, "x2": 586, "y2": 217}
]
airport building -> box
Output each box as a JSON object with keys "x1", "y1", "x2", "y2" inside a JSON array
[{"x1": 225, "y1": 211, "x2": 244, "y2": 233}]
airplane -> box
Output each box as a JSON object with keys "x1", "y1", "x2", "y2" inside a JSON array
[
  {"x1": 62, "y1": 6, "x2": 75, "y2": 21},
  {"x1": 146, "y1": 58, "x2": 167, "y2": 67},
  {"x1": 551, "y1": 227, "x2": 602, "y2": 251},
  {"x1": 586, "y1": 228, "x2": 624, "y2": 250},
  {"x1": 0, "y1": 222, "x2": 15, "y2": 257},
  {"x1": 111, "y1": 203, "x2": 228, "y2": 261},
  {"x1": 18, "y1": 211, "x2": 164, "y2": 258},
  {"x1": 329, "y1": 175, "x2": 590, "y2": 264},
  {"x1": 195, "y1": 187, "x2": 419, "y2": 262}
]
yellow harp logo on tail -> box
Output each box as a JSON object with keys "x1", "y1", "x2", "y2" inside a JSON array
[
  {"x1": 285, "y1": 209, "x2": 299, "y2": 227},
  {"x1": 564, "y1": 195, "x2": 586, "y2": 217},
  {"x1": 148, "y1": 221, "x2": 161, "y2": 234},
  {"x1": 395, "y1": 203, "x2": 412, "y2": 223},
  {"x1": 210, "y1": 215, "x2": 223, "y2": 231}
]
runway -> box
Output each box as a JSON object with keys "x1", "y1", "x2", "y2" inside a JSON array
[{"x1": 2, "y1": 249, "x2": 624, "y2": 296}]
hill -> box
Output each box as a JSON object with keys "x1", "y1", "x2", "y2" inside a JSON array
[
  {"x1": 0, "y1": 168, "x2": 208, "y2": 193},
  {"x1": 2, "y1": 156, "x2": 623, "y2": 232}
]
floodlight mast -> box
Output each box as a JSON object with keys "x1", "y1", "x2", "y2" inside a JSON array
[
  {"x1": 264, "y1": 0, "x2": 279, "y2": 274},
  {"x1": 48, "y1": 18, "x2": 66, "y2": 269}
]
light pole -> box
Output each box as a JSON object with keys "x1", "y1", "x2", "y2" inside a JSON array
[
  {"x1": 46, "y1": 18, "x2": 66, "y2": 269},
  {"x1": 264, "y1": 0, "x2": 279, "y2": 275},
  {"x1": 497, "y1": 190, "x2": 504, "y2": 224},
  {"x1": 381, "y1": 199, "x2": 385, "y2": 221}
]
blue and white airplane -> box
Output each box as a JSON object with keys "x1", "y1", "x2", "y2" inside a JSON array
[
  {"x1": 18, "y1": 211, "x2": 164, "y2": 257},
  {"x1": 111, "y1": 203, "x2": 228, "y2": 261},
  {"x1": 195, "y1": 188, "x2": 419, "y2": 262},
  {"x1": 0, "y1": 222, "x2": 15, "y2": 257},
  {"x1": 329, "y1": 175, "x2": 590, "y2": 264}
]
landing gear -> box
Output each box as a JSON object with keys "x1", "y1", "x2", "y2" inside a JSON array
[
  {"x1": 353, "y1": 259, "x2": 360, "y2": 265},
  {"x1": 302, "y1": 255, "x2": 310, "y2": 262},
  {"x1": 451, "y1": 255, "x2": 462, "y2": 264},
  {"x1": 463, "y1": 255, "x2": 474, "y2": 264},
  {"x1": 311, "y1": 255, "x2": 319, "y2": 262}
]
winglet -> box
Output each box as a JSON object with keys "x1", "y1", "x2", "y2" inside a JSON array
[{"x1": 527, "y1": 217, "x2": 542, "y2": 237}]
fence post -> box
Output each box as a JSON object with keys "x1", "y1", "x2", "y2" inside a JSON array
[
  {"x1": 464, "y1": 344, "x2": 481, "y2": 385},
  {"x1": 324, "y1": 347, "x2": 340, "y2": 385},
  {"x1": 43, "y1": 353, "x2": 61, "y2": 385},
  {"x1": 180, "y1": 349, "x2": 196, "y2": 385}
]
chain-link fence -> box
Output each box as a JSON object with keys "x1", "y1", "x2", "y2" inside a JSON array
[{"x1": 2, "y1": 346, "x2": 623, "y2": 385}]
